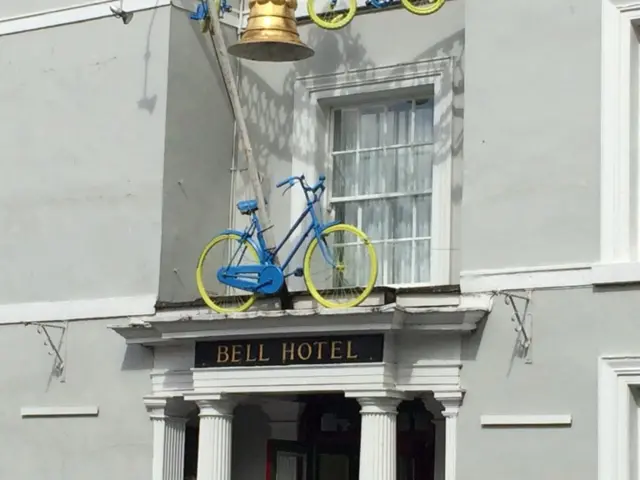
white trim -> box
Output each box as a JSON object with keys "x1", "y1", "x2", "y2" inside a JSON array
[
  {"x1": 598, "y1": 355, "x2": 640, "y2": 480},
  {"x1": 592, "y1": 262, "x2": 640, "y2": 285},
  {"x1": 600, "y1": 1, "x2": 640, "y2": 264},
  {"x1": 480, "y1": 414, "x2": 572, "y2": 427},
  {"x1": 292, "y1": 58, "x2": 454, "y2": 286},
  {"x1": 0, "y1": 294, "x2": 156, "y2": 324},
  {"x1": 460, "y1": 263, "x2": 593, "y2": 292},
  {"x1": 0, "y1": 0, "x2": 171, "y2": 36},
  {"x1": 20, "y1": 405, "x2": 100, "y2": 417}
]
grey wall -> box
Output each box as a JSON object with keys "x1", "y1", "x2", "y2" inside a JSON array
[
  {"x1": 459, "y1": 287, "x2": 640, "y2": 480},
  {"x1": 234, "y1": 3, "x2": 465, "y2": 286},
  {"x1": 0, "y1": 9, "x2": 170, "y2": 305},
  {"x1": 0, "y1": 319, "x2": 153, "y2": 479},
  {"x1": 462, "y1": 0, "x2": 601, "y2": 271},
  {"x1": 158, "y1": 9, "x2": 237, "y2": 303}
]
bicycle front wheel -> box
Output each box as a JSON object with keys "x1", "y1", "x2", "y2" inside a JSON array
[
  {"x1": 196, "y1": 233, "x2": 260, "y2": 313},
  {"x1": 303, "y1": 223, "x2": 377, "y2": 309},
  {"x1": 400, "y1": 0, "x2": 445, "y2": 15},
  {"x1": 307, "y1": 0, "x2": 357, "y2": 30}
]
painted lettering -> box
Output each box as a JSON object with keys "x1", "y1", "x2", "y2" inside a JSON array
[
  {"x1": 231, "y1": 345, "x2": 242, "y2": 363},
  {"x1": 258, "y1": 344, "x2": 270, "y2": 362},
  {"x1": 297, "y1": 342, "x2": 312, "y2": 361},
  {"x1": 314, "y1": 341, "x2": 328, "y2": 360},
  {"x1": 217, "y1": 345, "x2": 230, "y2": 364},
  {"x1": 330, "y1": 340, "x2": 343, "y2": 359},
  {"x1": 346, "y1": 340, "x2": 358, "y2": 360},
  {"x1": 282, "y1": 342, "x2": 295, "y2": 362},
  {"x1": 245, "y1": 344, "x2": 257, "y2": 362}
]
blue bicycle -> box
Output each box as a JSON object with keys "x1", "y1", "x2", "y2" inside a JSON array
[
  {"x1": 195, "y1": 174, "x2": 378, "y2": 313},
  {"x1": 190, "y1": 0, "x2": 232, "y2": 32}
]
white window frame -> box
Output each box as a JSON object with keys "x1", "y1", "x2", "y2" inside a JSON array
[
  {"x1": 291, "y1": 58, "x2": 454, "y2": 286},
  {"x1": 599, "y1": 356, "x2": 640, "y2": 480},
  {"x1": 597, "y1": 1, "x2": 640, "y2": 285}
]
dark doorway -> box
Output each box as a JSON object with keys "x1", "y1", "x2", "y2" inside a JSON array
[{"x1": 267, "y1": 394, "x2": 435, "y2": 480}]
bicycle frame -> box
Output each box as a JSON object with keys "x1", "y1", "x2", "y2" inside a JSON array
[{"x1": 239, "y1": 186, "x2": 338, "y2": 273}]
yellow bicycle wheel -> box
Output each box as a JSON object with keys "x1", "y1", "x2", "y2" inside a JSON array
[
  {"x1": 196, "y1": 233, "x2": 260, "y2": 313},
  {"x1": 303, "y1": 223, "x2": 377, "y2": 309},
  {"x1": 307, "y1": 0, "x2": 357, "y2": 30},
  {"x1": 400, "y1": 0, "x2": 445, "y2": 15}
]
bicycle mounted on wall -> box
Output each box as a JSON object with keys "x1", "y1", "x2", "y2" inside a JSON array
[
  {"x1": 190, "y1": 0, "x2": 446, "y2": 32},
  {"x1": 196, "y1": 174, "x2": 378, "y2": 313}
]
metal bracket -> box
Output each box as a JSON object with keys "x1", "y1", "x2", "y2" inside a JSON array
[
  {"x1": 24, "y1": 321, "x2": 68, "y2": 380},
  {"x1": 492, "y1": 290, "x2": 533, "y2": 364}
]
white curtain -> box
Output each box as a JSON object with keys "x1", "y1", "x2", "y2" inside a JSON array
[
  {"x1": 276, "y1": 452, "x2": 301, "y2": 480},
  {"x1": 331, "y1": 98, "x2": 434, "y2": 285}
]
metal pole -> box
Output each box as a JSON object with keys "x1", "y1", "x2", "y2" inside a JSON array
[
  {"x1": 204, "y1": 2, "x2": 275, "y2": 249},
  {"x1": 203, "y1": 3, "x2": 291, "y2": 306}
]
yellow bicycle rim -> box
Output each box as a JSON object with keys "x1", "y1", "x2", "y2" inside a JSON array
[
  {"x1": 196, "y1": 233, "x2": 260, "y2": 313},
  {"x1": 400, "y1": 0, "x2": 445, "y2": 15},
  {"x1": 303, "y1": 223, "x2": 377, "y2": 309},
  {"x1": 307, "y1": 0, "x2": 357, "y2": 30}
]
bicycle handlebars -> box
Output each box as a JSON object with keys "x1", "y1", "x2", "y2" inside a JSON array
[{"x1": 276, "y1": 174, "x2": 326, "y2": 193}]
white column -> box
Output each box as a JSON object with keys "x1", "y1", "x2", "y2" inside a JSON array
[
  {"x1": 357, "y1": 397, "x2": 402, "y2": 480},
  {"x1": 433, "y1": 391, "x2": 463, "y2": 480},
  {"x1": 145, "y1": 397, "x2": 188, "y2": 480},
  {"x1": 196, "y1": 398, "x2": 235, "y2": 480}
]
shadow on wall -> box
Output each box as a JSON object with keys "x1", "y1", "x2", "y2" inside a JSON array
[
  {"x1": 120, "y1": 344, "x2": 154, "y2": 371},
  {"x1": 236, "y1": 24, "x2": 465, "y2": 198},
  {"x1": 137, "y1": 0, "x2": 164, "y2": 113}
]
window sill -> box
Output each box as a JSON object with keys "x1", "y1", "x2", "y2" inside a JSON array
[{"x1": 591, "y1": 262, "x2": 640, "y2": 286}]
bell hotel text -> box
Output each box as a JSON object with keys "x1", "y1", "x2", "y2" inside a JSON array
[{"x1": 216, "y1": 339, "x2": 359, "y2": 365}]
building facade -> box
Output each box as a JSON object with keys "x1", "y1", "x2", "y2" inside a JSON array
[{"x1": 1, "y1": 0, "x2": 640, "y2": 479}]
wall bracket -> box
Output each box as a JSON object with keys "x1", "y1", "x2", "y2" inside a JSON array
[
  {"x1": 492, "y1": 290, "x2": 533, "y2": 364},
  {"x1": 24, "y1": 321, "x2": 68, "y2": 380}
]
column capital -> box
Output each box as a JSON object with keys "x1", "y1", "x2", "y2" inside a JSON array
[
  {"x1": 189, "y1": 395, "x2": 236, "y2": 417},
  {"x1": 433, "y1": 390, "x2": 464, "y2": 418},
  {"x1": 357, "y1": 396, "x2": 402, "y2": 414},
  {"x1": 143, "y1": 396, "x2": 190, "y2": 421}
]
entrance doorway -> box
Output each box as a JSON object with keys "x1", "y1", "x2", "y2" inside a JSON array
[{"x1": 267, "y1": 394, "x2": 435, "y2": 480}]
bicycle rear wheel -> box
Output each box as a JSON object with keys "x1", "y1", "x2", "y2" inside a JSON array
[
  {"x1": 303, "y1": 223, "x2": 377, "y2": 309},
  {"x1": 307, "y1": 0, "x2": 357, "y2": 30},
  {"x1": 400, "y1": 0, "x2": 445, "y2": 15},
  {"x1": 196, "y1": 233, "x2": 260, "y2": 313}
]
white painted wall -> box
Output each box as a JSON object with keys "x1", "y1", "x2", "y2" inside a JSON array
[
  {"x1": 0, "y1": 8, "x2": 170, "y2": 307},
  {"x1": 0, "y1": 320, "x2": 153, "y2": 480}
]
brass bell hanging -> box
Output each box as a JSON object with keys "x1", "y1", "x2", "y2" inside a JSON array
[{"x1": 227, "y1": 0, "x2": 315, "y2": 62}]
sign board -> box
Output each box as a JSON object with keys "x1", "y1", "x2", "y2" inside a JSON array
[{"x1": 194, "y1": 334, "x2": 384, "y2": 368}]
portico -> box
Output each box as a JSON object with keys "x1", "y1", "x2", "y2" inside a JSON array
[{"x1": 112, "y1": 290, "x2": 491, "y2": 480}]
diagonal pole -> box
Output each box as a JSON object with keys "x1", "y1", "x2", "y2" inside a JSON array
[{"x1": 203, "y1": 1, "x2": 292, "y2": 308}]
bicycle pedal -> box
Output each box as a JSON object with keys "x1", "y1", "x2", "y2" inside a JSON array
[{"x1": 293, "y1": 268, "x2": 304, "y2": 277}]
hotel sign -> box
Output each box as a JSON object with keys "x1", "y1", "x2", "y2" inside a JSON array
[{"x1": 194, "y1": 334, "x2": 384, "y2": 368}]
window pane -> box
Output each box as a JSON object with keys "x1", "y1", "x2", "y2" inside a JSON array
[
  {"x1": 334, "y1": 202, "x2": 358, "y2": 228},
  {"x1": 358, "y1": 150, "x2": 395, "y2": 195},
  {"x1": 359, "y1": 199, "x2": 389, "y2": 241},
  {"x1": 415, "y1": 99, "x2": 434, "y2": 143},
  {"x1": 411, "y1": 145, "x2": 434, "y2": 192},
  {"x1": 391, "y1": 196, "x2": 413, "y2": 240},
  {"x1": 416, "y1": 195, "x2": 432, "y2": 238},
  {"x1": 333, "y1": 109, "x2": 358, "y2": 151},
  {"x1": 415, "y1": 239, "x2": 431, "y2": 283},
  {"x1": 390, "y1": 241, "x2": 412, "y2": 284},
  {"x1": 330, "y1": 97, "x2": 436, "y2": 286},
  {"x1": 386, "y1": 101, "x2": 412, "y2": 146},
  {"x1": 332, "y1": 153, "x2": 357, "y2": 197},
  {"x1": 359, "y1": 105, "x2": 384, "y2": 149}
]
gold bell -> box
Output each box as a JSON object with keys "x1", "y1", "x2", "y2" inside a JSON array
[{"x1": 228, "y1": 0, "x2": 315, "y2": 62}]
